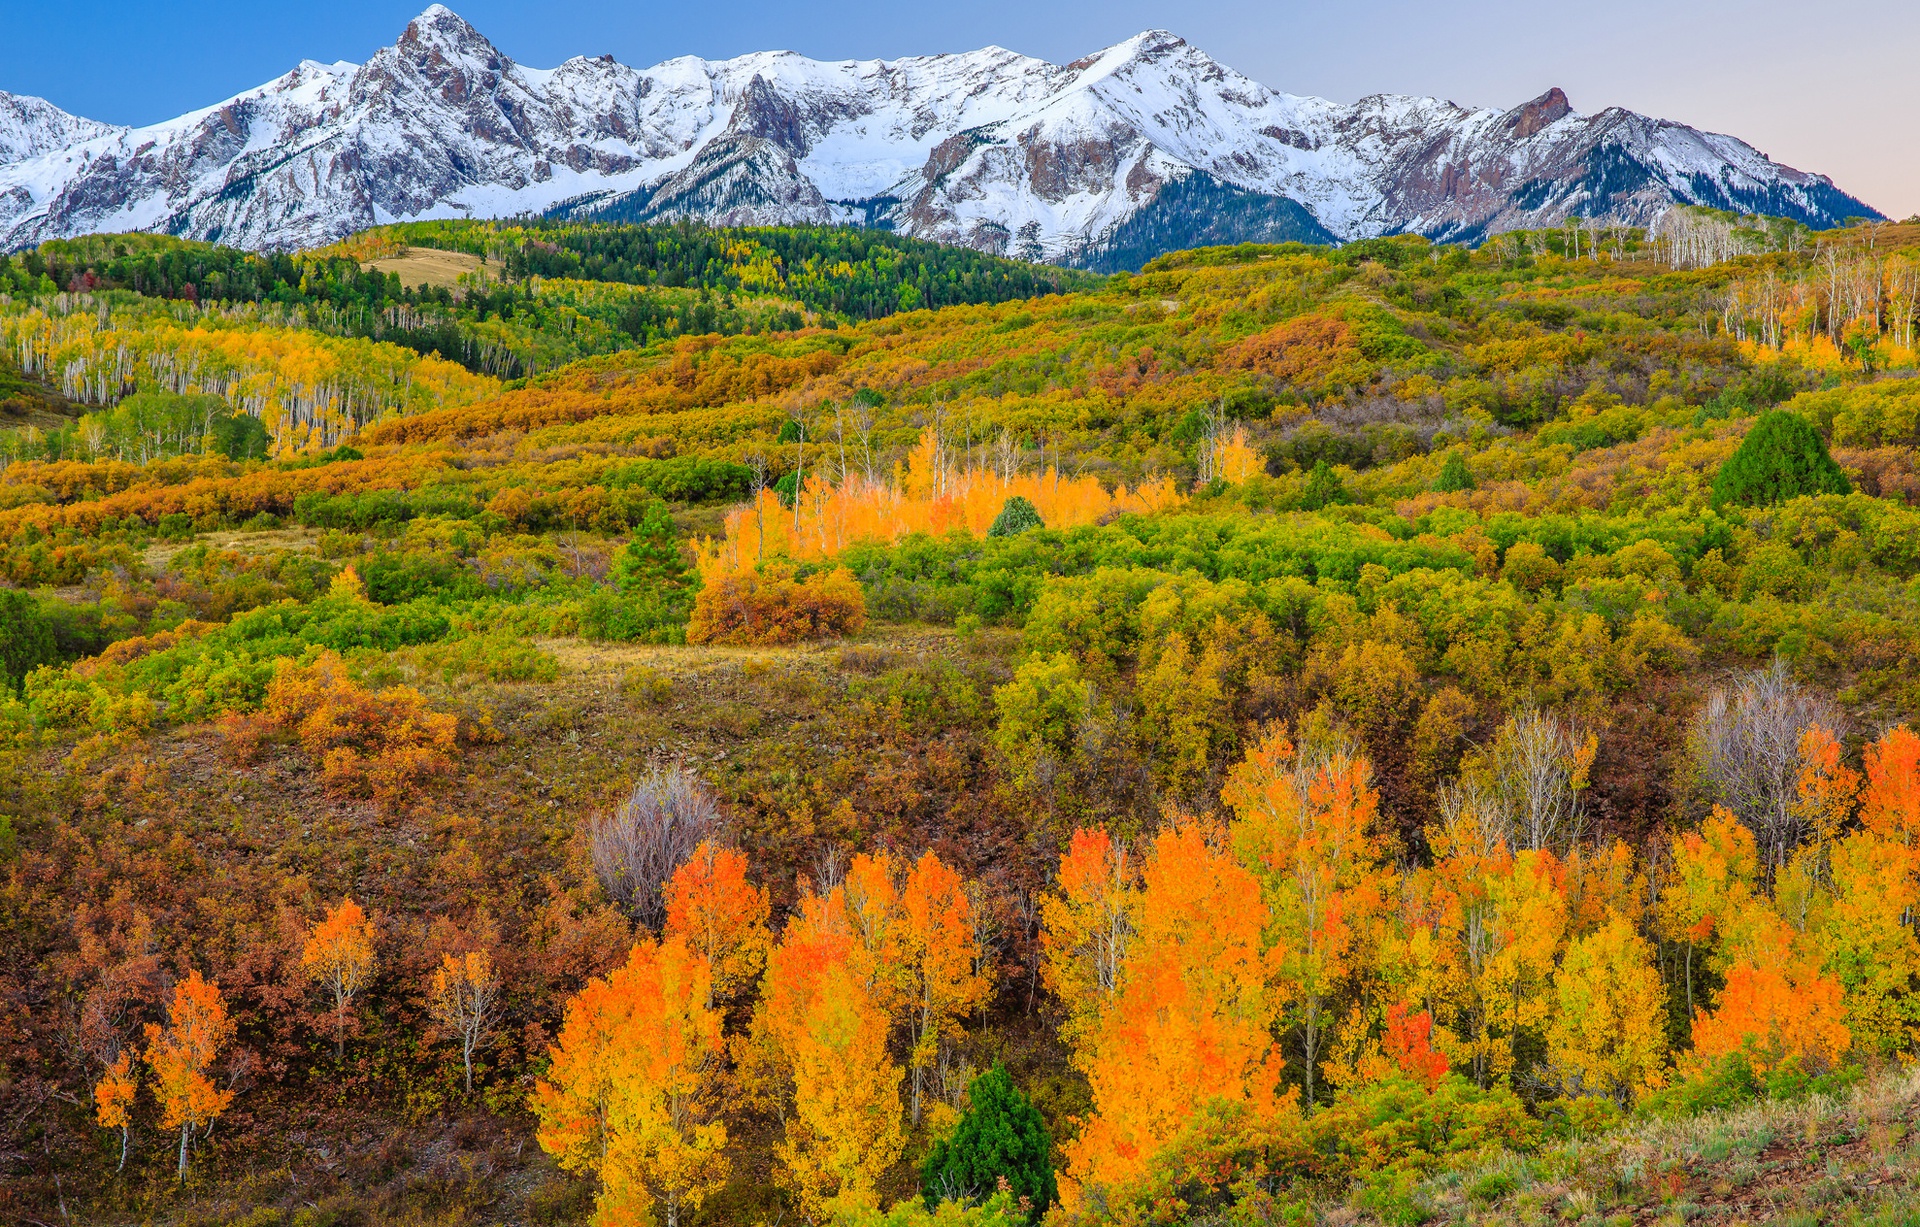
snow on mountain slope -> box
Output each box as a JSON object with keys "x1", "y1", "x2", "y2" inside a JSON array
[{"x1": 0, "y1": 6, "x2": 1881, "y2": 264}]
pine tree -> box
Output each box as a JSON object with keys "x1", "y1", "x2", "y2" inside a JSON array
[
  {"x1": 922, "y1": 1065, "x2": 1057, "y2": 1217},
  {"x1": 1301, "y1": 459, "x2": 1347, "y2": 511},
  {"x1": 1434, "y1": 449, "x2": 1476, "y2": 493},
  {"x1": 615, "y1": 498, "x2": 689, "y2": 592},
  {"x1": 1709, "y1": 411, "x2": 1851, "y2": 508},
  {"x1": 987, "y1": 495, "x2": 1045, "y2": 537}
]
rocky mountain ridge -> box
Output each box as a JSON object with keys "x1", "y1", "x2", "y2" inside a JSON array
[{"x1": 0, "y1": 5, "x2": 1879, "y2": 266}]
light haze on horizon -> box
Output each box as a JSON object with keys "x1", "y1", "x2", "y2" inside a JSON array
[{"x1": 5, "y1": 0, "x2": 1913, "y2": 221}]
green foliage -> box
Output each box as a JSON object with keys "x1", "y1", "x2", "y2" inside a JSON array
[
  {"x1": 986, "y1": 497, "x2": 1045, "y2": 538},
  {"x1": 1434, "y1": 450, "x2": 1475, "y2": 493},
  {"x1": 1710, "y1": 411, "x2": 1852, "y2": 507},
  {"x1": 1645, "y1": 1052, "x2": 1865, "y2": 1121},
  {"x1": 832, "y1": 1190, "x2": 1027, "y2": 1227},
  {"x1": 0, "y1": 589, "x2": 58, "y2": 692},
  {"x1": 922, "y1": 1067, "x2": 1056, "y2": 1218},
  {"x1": 1303, "y1": 1076, "x2": 1538, "y2": 1182},
  {"x1": 1302, "y1": 459, "x2": 1349, "y2": 510}
]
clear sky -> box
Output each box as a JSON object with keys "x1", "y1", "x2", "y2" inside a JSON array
[{"x1": 4, "y1": 0, "x2": 1913, "y2": 218}]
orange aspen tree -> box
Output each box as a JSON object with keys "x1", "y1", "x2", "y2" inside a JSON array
[
  {"x1": 301, "y1": 897, "x2": 377, "y2": 1058},
  {"x1": 533, "y1": 936, "x2": 728, "y2": 1227},
  {"x1": 899, "y1": 850, "x2": 990, "y2": 1126},
  {"x1": 1383, "y1": 1002, "x2": 1449, "y2": 1089},
  {"x1": 1656, "y1": 808, "x2": 1760, "y2": 1016},
  {"x1": 1039, "y1": 828, "x2": 1136, "y2": 1046},
  {"x1": 1861, "y1": 724, "x2": 1920, "y2": 847},
  {"x1": 428, "y1": 950, "x2": 500, "y2": 1094},
  {"x1": 1545, "y1": 911, "x2": 1667, "y2": 1104},
  {"x1": 1794, "y1": 724, "x2": 1859, "y2": 848},
  {"x1": 93, "y1": 1048, "x2": 137, "y2": 1172},
  {"x1": 143, "y1": 970, "x2": 236, "y2": 1180},
  {"x1": 663, "y1": 840, "x2": 771, "y2": 1006},
  {"x1": 757, "y1": 880, "x2": 904, "y2": 1220},
  {"x1": 841, "y1": 851, "x2": 910, "y2": 1018},
  {"x1": 1223, "y1": 727, "x2": 1393, "y2": 1110},
  {"x1": 1691, "y1": 959, "x2": 1850, "y2": 1074},
  {"x1": 1056, "y1": 822, "x2": 1287, "y2": 1212}
]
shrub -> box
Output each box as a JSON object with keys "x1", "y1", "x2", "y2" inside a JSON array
[
  {"x1": 922, "y1": 1067, "x2": 1057, "y2": 1218},
  {"x1": 586, "y1": 762, "x2": 720, "y2": 928},
  {"x1": 987, "y1": 496, "x2": 1045, "y2": 538},
  {"x1": 246, "y1": 651, "x2": 458, "y2": 804},
  {"x1": 1710, "y1": 411, "x2": 1851, "y2": 507},
  {"x1": 1302, "y1": 459, "x2": 1349, "y2": 510},
  {"x1": 687, "y1": 565, "x2": 866, "y2": 646}
]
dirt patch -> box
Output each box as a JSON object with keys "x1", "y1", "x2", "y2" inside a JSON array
[{"x1": 363, "y1": 246, "x2": 493, "y2": 290}]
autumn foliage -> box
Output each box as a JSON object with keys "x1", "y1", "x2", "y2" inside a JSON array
[
  {"x1": 686, "y1": 564, "x2": 867, "y2": 646},
  {"x1": 142, "y1": 970, "x2": 236, "y2": 1179},
  {"x1": 248, "y1": 651, "x2": 459, "y2": 803}
]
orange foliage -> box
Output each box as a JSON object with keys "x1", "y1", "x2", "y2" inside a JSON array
[
  {"x1": 533, "y1": 935, "x2": 729, "y2": 1227},
  {"x1": 1055, "y1": 822, "x2": 1291, "y2": 1212},
  {"x1": 1861, "y1": 724, "x2": 1920, "y2": 847},
  {"x1": 694, "y1": 426, "x2": 1182, "y2": 579},
  {"x1": 1794, "y1": 724, "x2": 1859, "y2": 846},
  {"x1": 1222, "y1": 311, "x2": 1368, "y2": 394},
  {"x1": 899, "y1": 850, "x2": 991, "y2": 1124},
  {"x1": 1383, "y1": 1002, "x2": 1449, "y2": 1089},
  {"x1": 253, "y1": 651, "x2": 459, "y2": 803},
  {"x1": 663, "y1": 841, "x2": 772, "y2": 1005},
  {"x1": 143, "y1": 969, "x2": 236, "y2": 1178},
  {"x1": 1690, "y1": 960, "x2": 1851, "y2": 1074},
  {"x1": 93, "y1": 1048, "x2": 137, "y2": 1171},
  {"x1": 756, "y1": 878, "x2": 903, "y2": 1219},
  {"x1": 1039, "y1": 828, "x2": 1136, "y2": 1044},
  {"x1": 1223, "y1": 727, "x2": 1393, "y2": 1106},
  {"x1": 685, "y1": 564, "x2": 866, "y2": 646},
  {"x1": 301, "y1": 896, "x2": 378, "y2": 1058}
]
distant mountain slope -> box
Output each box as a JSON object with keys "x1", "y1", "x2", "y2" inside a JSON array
[{"x1": 0, "y1": 6, "x2": 1881, "y2": 264}]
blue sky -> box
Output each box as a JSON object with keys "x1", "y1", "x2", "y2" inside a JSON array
[{"x1": 5, "y1": 0, "x2": 1915, "y2": 216}]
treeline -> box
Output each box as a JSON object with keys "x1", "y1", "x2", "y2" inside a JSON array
[{"x1": 387, "y1": 218, "x2": 1098, "y2": 319}]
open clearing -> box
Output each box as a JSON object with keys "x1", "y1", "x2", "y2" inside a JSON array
[{"x1": 363, "y1": 245, "x2": 492, "y2": 289}]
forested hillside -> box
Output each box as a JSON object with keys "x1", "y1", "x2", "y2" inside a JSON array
[{"x1": 10, "y1": 213, "x2": 1920, "y2": 1227}]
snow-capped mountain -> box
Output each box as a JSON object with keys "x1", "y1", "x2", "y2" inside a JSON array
[{"x1": 0, "y1": 6, "x2": 1879, "y2": 266}]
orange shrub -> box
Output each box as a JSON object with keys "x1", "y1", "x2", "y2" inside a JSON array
[
  {"x1": 686, "y1": 565, "x2": 865, "y2": 646},
  {"x1": 248, "y1": 651, "x2": 458, "y2": 803}
]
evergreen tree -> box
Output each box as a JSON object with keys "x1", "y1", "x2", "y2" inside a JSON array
[
  {"x1": 922, "y1": 1066, "x2": 1056, "y2": 1218},
  {"x1": 1301, "y1": 459, "x2": 1348, "y2": 511},
  {"x1": 0, "y1": 589, "x2": 56, "y2": 692},
  {"x1": 1710, "y1": 411, "x2": 1851, "y2": 508},
  {"x1": 987, "y1": 496, "x2": 1045, "y2": 538},
  {"x1": 1435, "y1": 449, "x2": 1476, "y2": 493},
  {"x1": 614, "y1": 500, "x2": 688, "y2": 593}
]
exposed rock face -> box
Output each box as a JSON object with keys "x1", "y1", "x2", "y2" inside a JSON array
[{"x1": 0, "y1": 6, "x2": 1881, "y2": 265}]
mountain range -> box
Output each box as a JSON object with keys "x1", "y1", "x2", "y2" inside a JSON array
[{"x1": 0, "y1": 5, "x2": 1881, "y2": 268}]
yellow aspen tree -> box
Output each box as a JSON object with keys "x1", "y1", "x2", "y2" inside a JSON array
[
  {"x1": 1056, "y1": 821, "x2": 1288, "y2": 1213},
  {"x1": 899, "y1": 850, "x2": 990, "y2": 1126},
  {"x1": 93, "y1": 1048, "x2": 137, "y2": 1172},
  {"x1": 1484, "y1": 848, "x2": 1569, "y2": 1079},
  {"x1": 301, "y1": 897, "x2": 377, "y2": 1059},
  {"x1": 533, "y1": 936, "x2": 728, "y2": 1227},
  {"x1": 1545, "y1": 912, "x2": 1667, "y2": 1105},
  {"x1": 428, "y1": 950, "x2": 501, "y2": 1095},
  {"x1": 758, "y1": 882, "x2": 904, "y2": 1221},
  {"x1": 1039, "y1": 827, "x2": 1136, "y2": 1046},
  {"x1": 1223, "y1": 726, "x2": 1393, "y2": 1111},
  {"x1": 143, "y1": 970, "x2": 236, "y2": 1180}
]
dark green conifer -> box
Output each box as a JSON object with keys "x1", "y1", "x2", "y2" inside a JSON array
[
  {"x1": 1709, "y1": 411, "x2": 1850, "y2": 508},
  {"x1": 1435, "y1": 449, "x2": 1476, "y2": 493},
  {"x1": 922, "y1": 1066, "x2": 1055, "y2": 1218},
  {"x1": 1301, "y1": 458, "x2": 1348, "y2": 510},
  {"x1": 987, "y1": 495, "x2": 1045, "y2": 537}
]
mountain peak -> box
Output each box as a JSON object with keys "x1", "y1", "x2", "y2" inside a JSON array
[
  {"x1": 1505, "y1": 87, "x2": 1573, "y2": 138},
  {"x1": 400, "y1": 5, "x2": 496, "y2": 53}
]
